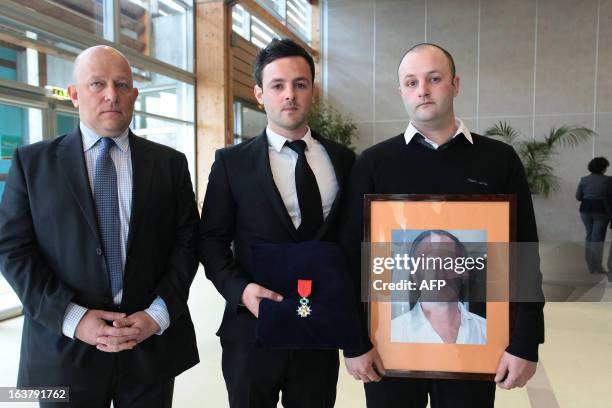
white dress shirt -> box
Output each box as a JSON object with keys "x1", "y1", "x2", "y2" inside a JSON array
[
  {"x1": 266, "y1": 127, "x2": 339, "y2": 229},
  {"x1": 404, "y1": 118, "x2": 473, "y2": 149},
  {"x1": 61, "y1": 123, "x2": 170, "y2": 339},
  {"x1": 391, "y1": 302, "x2": 487, "y2": 345}
]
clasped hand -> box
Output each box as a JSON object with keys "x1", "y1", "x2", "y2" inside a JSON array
[{"x1": 75, "y1": 309, "x2": 160, "y2": 353}]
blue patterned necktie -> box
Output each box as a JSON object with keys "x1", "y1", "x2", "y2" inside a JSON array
[{"x1": 93, "y1": 137, "x2": 122, "y2": 298}]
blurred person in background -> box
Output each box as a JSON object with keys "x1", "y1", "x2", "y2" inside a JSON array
[{"x1": 576, "y1": 156, "x2": 612, "y2": 275}]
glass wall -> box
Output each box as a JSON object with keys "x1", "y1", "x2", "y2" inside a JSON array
[
  {"x1": 5, "y1": 0, "x2": 194, "y2": 70},
  {"x1": 0, "y1": 101, "x2": 44, "y2": 320},
  {"x1": 0, "y1": 15, "x2": 82, "y2": 89},
  {"x1": 233, "y1": 101, "x2": 267, "y2": 144},
  {"x1": 286, "y1": 0, "x2": 311, "y2": 42},
  {"x1": 57, "y1": 111, "x2": 79, "y2": 135},
  {"x1": 133, "y1": 69, "x2": 195, "y2": 179},
  {"x1": 0, "y1": 47, "x2": 17, "y2": 82},
  {"x1": 233, "y1": 4, "x2": 280, "y2": 49},
  {"x1": 151, "y1": 2, "x2": 194, "y2": 72},
  {"x1": 16, "y1": 1, "x2": 105, "y2": 38},
  {"x1": 233, "y1": 0, "x2": 311, "y2": 46},
  {"x1": 8, "y1": 0, "x2": 189, "y2": 63},
  {"x1": 0, "y1": 101, "x2": 43, "y2": 167},
  {"x1": 134, "y1": 72, "x2": 194, "y2": 122},
  {"x1": 132, "y1": 113, "x2": 195, "y2": 183},
  {"x1": 0, "y1": 0, "x2": 196, "y2": 320}
]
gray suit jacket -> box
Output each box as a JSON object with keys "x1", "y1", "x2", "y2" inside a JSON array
[{"x1": 576, "y1": 173, "x2": 612, "y2": 214}]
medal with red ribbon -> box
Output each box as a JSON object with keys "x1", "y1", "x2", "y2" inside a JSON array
[{"x1": 297, "y1": 279, "x2": 312, "y2": 318}]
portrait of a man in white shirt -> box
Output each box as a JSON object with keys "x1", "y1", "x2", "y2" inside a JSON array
[{"x1": 390, "y1": 229, "x2": 487, "y2": 345}]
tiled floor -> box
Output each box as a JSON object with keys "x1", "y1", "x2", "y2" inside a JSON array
[{"x1": 1, "y1": 267, "x2": 610, "y2": 407}]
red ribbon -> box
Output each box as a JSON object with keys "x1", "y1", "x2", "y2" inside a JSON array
[{"x1": 297, "y1": 279, "x2": 312, "y2": 298}]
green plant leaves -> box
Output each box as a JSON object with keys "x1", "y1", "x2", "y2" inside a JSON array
[
  {"x1": 484, "y1": 121, "x2": 595, "y2": 197},
  {"x1": 308, "y1": 100, "x2": 357, "y2": 150}
]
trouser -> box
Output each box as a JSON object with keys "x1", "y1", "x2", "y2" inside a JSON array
[
  {"x1": 365, "y1": 376, "x2": 495, "y2": 408},
  {"x1": 580, "y1": 212, "x2": 609, "y2": 273},
  {"x1": 221, "y1": 338, "x2": 339, "y2": 408},
  {"x1": 40, "y1": 373, "x2": 174, "y2": 408}
]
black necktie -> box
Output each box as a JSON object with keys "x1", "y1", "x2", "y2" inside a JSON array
[{"x1": 285, "y1": 140, "x2": 323, "y2": 240}]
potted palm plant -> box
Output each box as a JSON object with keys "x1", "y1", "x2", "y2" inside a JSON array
[{"x1": 484, "y1": 121, "x2": 595, "y2": 197}]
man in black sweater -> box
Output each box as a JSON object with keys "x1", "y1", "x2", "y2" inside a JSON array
[{"x1": 339, "y1": 43, "x2": 544, "y2": 407}]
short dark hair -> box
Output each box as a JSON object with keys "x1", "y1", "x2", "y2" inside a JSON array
[
  {"x1": 588, "y1": 157, "x2": 610, "y2": 174},
  {"x1": 398, "y1": 42, "x2": 456, "y2": 79},
  {"x1": 253, "y1": 38, "x2": 315, "y2": 88}
]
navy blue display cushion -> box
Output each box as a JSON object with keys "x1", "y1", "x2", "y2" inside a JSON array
[{"x1": 251, "y1": 241, "x2": 363, "y2": 350}]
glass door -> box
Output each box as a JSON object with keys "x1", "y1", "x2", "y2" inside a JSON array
[{"x1": 0, "y1": 100, "x2": 45, "y2": 320}]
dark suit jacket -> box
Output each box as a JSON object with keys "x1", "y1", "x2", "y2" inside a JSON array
[
  {"x1": 198, "y1": 129, "x2": 355, "y2": 342},
  {"x1": 0, "y1": 129, "x2": 199, "y2": 390}
]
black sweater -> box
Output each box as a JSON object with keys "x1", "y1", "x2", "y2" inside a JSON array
[{"x1": 339, "y1": 132, "x2": 545, "y2": 361}]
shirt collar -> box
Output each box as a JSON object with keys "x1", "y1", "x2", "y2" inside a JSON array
[
  {"x1": 457, "y1": 301, "x2": 475, "y2": 323},
  {"x1": 266, "y1": 126, "x2": 313, "y2": 153},
  {"x1": 412, "y1": 302, "x2": 430, "y2": 329},
  {"x1": 403, "y1": 118, "x2": 473, "y2": 147},
  {"x1": 80, "y1": 122, "x2": 130, "y2": 153},
  {"x1": 414, "y1": 301, "x2": 475, "y2": 326}
]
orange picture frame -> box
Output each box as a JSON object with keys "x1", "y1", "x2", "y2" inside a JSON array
[{"x1": 364, "y1": 194, "x2": 516, "y2": 380}]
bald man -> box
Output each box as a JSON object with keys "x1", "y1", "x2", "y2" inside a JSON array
[
  {"x1": 339, "y1": 43, "x2": 544, "y2": 408},
  {"x1": 0, "y1": 45, "x2": 199, "y2": 407}
]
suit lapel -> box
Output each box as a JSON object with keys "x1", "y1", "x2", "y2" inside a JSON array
[
  {"x1": 313, "y1": 132, "x2": 346, "y2": 239},
  {"x1": 57, "y1": 129, "x2": 99, "y2": 240},
  {"x1": 252, "y1": 130, "x2": 300, "y2": 240},
  {"x1": 126, "y1": 131, "x2": 154, "y2": 252}
]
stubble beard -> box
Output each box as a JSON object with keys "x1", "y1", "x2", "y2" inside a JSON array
[{"x1": 276, "y1": 111, "x2": 307, "y2": 132}]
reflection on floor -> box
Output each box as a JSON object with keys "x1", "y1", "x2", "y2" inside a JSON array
[{"x1": 0, "y1": 267, "x2": 610, "y2": 408}]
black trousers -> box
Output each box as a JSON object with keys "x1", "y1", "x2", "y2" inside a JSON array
[
  {"x1": 365, "y1": 376, "x2": 495, "y2": 408},
  {"x1": 221, "y1": 339, "x2": 339, "y2": 408},
  {"x1": 40, "y1": 371, "x2": 174, "y2": 408}
]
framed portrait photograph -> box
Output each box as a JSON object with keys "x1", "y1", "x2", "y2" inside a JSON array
[{"x1": 364, "y1": 194, "x2": 516, "y2": 380}]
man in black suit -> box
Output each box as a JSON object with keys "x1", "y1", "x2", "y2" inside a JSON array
[
  {"x1": 339, "y1": 43, "x2": 545, "y2": 408},
  {"x1": 0, "y1": 45, "x2": 199, "y2": 407},
  {"x1": 199, "y1": 39, "x2": 355, "y2": 408}
]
